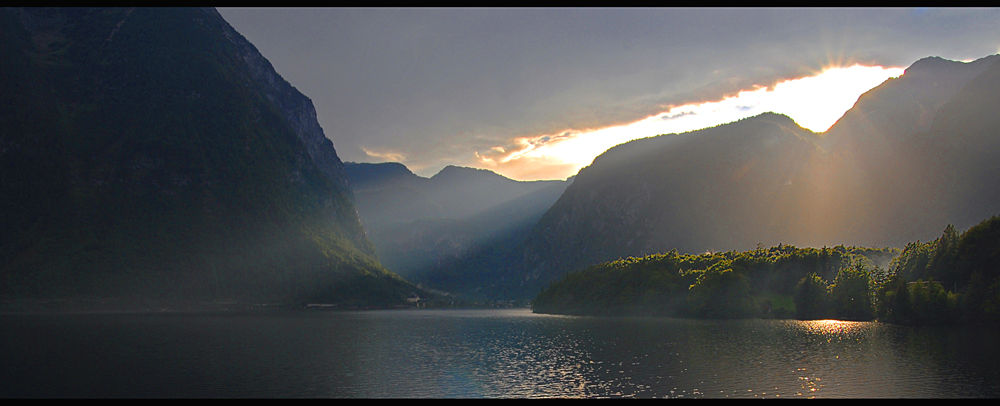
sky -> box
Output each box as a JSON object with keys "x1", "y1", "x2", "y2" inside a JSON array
[{"x1": 217, "y1": 8, "x2": 1000, "y2": 181}]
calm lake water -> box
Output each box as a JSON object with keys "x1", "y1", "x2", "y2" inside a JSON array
[{"x1": 3, "y1": 308, "x2": 999, "y2": 398}]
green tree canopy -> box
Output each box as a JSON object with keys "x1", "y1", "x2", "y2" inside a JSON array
[
  {"x1": 794, "y1": 273, "x2": 830, "y2": 320},
  {"x1": 830, "y1": 266, "x2": 874, "y2": 321}
]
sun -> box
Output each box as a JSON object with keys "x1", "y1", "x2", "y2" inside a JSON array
[
  {"x1": 480, "y1": 64, "x2": 905, "y2": 181},
  {"x1": 762, "y1": 65, "x2": 905, "y2": 133}
]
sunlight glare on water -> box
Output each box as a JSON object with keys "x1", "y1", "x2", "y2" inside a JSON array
[{"x1": 3, "y1": 309, "x2": 1000, "y2": 398}]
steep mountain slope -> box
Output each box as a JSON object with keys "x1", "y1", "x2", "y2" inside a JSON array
[
  {"x1": 520, "y1": 113, "x2": 822, "y2": 295},
  {"x1": 812, "y1": 55, "x2": 1000, "y2": 245},
  {"x1": 514, "y1": 55, "x2": 1000, "y2": 298},
  {"x1": 0, "y1": 7, "x2": 413, "y2": 305},
  {"x1": 920, "y1": 57, "x2": 1000, "y2": 229}
]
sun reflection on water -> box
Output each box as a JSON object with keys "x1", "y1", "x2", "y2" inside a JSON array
[
  {"x1": 6, "y1": 310, "x2": 1000, "y2": 398},
  {"x1": 797, "y1": 319, "x2": 869, "y2": 336}
]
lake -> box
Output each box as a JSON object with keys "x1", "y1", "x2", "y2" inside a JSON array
[{"x1": 2, "y1": 308, "x2": 999, "y2": 398}]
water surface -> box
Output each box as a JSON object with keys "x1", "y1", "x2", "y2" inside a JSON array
[{"x1": 3, "y1": 308, "x2": 998, "y2": 398}]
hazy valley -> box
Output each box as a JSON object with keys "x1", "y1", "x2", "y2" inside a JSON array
[{"x1": 5, "y1": 7, "x2": 1000, "y2": 399}]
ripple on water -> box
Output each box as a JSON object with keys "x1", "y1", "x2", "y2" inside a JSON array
[{"x1": 3, "y1": 309, "x2": 1000, "y2": 398}]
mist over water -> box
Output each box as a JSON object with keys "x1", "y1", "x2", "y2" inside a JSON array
[{"x1": 4, "y1": 309, "x2": 999, "y2": 398}]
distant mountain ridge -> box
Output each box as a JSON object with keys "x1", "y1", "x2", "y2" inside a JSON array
[
  {"x1": 0, "y1": 7, "x2": 413, "y2": 305},
  {"x1": 346, "y1": 162, "x2": 565, "y2": 228},
  {"x1": 344, "y1": 55, "x2": 1000, "y2": 300},
  {"x1": 509, "y1": 54, "x2": 1000, "y2": 298},
  {"x1": 344, "y1": 162, "x2": 569, "y2": 297}
]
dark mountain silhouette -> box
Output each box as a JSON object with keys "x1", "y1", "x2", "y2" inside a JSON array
[
  {"x1": 0, "y1": 7, "x2": 414, "y2": 306},
  {"x1": 518, "y1": 113, "x2": 822, "y2": 296},
  {"x1": 511, "y1": 55, "x2": 1000, "y2": 299}
]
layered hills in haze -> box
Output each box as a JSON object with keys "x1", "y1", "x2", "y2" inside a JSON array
[
  {"x1": 0, "y1": 7, "x2": 414, "y2": 305},
  {"x1": 342, "y1": 55, "x2": 1000, "y2": 301},
  {"x1": 346, "y1": 163, "x2": 567, "y2": 229},
  {"x1": 5, "y1": 7, "x2": 998, "y2": 307},
  {"x1": 516, "y1": 55, "x2": 1000, "y2": 298},
  {"x1": 345, "y1": 162, "x2": 569, "y2": 298}
]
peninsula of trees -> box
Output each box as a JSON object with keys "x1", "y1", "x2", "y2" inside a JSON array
[{"x1": 533, "y1": 215, "x2": 1000, "y2": 325}]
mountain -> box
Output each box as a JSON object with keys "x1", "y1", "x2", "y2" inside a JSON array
[
  {"x1": 519, "y1": 113, "x2": 822, "y2": 296},
  {"x1": 346, "y1": 162, "x2": 565, "y2": 229},
  {"x1": 344, "y1": 162, "x2": 569, "y2": 298},
  {"x1": 513, "y1": 55, "x2": 1000, "y2": 298},
  {"x1": 402, "y1": 177, "x2": 573, "y2": 299},
  {"x1": 0, "y1": 7, "x2": 414, "y2": 306},
  {"x1": 810, "y1": 55, "x2": 1000, "y2": 246}
]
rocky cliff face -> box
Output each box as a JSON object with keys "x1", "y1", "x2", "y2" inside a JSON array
[
  {"x1": 0, "y1": 7, "x2": 404, "y2": 304},
  {"x1": 201, "y1": 7, "x2": 372, "y2": 256}
]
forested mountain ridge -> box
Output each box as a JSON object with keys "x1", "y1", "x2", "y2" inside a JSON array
[
  {"x1": 521, "y1": 112, "x2": 824, "y2": 297},
  {"x1": 0, "y1": 7, "x2": 414, "y2": 306},
  {"x1": 517, "y1": 55, "x2": 1000, "y2": 299}
]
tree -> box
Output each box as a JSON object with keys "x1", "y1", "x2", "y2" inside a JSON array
[
  {"x1": 830, "y1": 266, "x2": 874, "y2": 321},
  {"x1": 875, "y1": 273, "x2": 911, "y2": 324},
  {"x1": 908, "y1": 279, "x2": 959, "y2": 324},
  {"x1": 890, "y1": 240, "x2": 933, "y2": 281},
  {"x1": 926, "y1": 224, "x2": 960, "y2": 284},
  {"x1": 794, "y1": 273, "x2": 830, "y2": 320},
  {"x1": 687, "y1": 262, "x2": 753, "y2": 319}
]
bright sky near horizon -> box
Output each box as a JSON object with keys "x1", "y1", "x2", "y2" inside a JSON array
[
  {"x1": 218, "y1": 8, "x2": 1000, "y2": 181},
  {"x1": 475, "y1": 64, "x2": 906, "y2": 180}
]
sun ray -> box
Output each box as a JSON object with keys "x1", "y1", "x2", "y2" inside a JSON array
[{"x1": 479, "y1": 63, "x2": 905, "y2": 180}]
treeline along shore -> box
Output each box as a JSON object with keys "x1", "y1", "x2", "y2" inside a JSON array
[{"x1": 533, "y1": 215, "x2": 1000, "y2": 325}]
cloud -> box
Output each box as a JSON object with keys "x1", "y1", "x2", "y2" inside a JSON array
[
  {"x1": 360, "y1": 146, "x2": 406, "y2": 163},
  {"x1": 661, "y1": 111, "x2": 697, "y2": 121},
  {"x1": 218, "y1": 8, "x2": 1000, "y2": 179},
  {"x1": 477, "y1": 151, "x2": 583, "y2": 182}
]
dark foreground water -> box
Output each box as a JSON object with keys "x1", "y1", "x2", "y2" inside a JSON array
[{"x1": 3, "y1": 308, "x2": 999, "y2": 398}]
